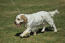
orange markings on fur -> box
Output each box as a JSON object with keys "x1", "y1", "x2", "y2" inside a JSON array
[{"x1": 21, "y1": 15, "x2": 27, "y2": 23}]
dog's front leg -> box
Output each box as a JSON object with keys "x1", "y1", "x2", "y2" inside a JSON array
[{"x1": 20, "y1": 27, "x2": 31, "y2": 37}]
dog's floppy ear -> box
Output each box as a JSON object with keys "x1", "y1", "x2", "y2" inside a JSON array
[{"x1": 21, "y1": 15, "x2": 27, "y2": 23}]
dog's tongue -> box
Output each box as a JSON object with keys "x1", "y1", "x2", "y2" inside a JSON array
[{"x1": 16, "y1": 24, "x2": 21, "y2": 27}]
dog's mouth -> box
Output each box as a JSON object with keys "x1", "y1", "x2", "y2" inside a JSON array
[
  {"x1": 14, "y1": 21, "x2": 25, "y2": 27},
  {"x1": 14, "y1": 22, "x2": 22, "y2": 27},
  {"x1": 16, "y1": 24, "x2": 21, "y2": 27}
]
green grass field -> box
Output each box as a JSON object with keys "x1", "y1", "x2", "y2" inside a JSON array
[{"x1": 0, "y1": 0, "x2": 65, "y2": 43}]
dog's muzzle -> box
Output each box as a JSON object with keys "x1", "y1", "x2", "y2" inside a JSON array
[{"x1": 14, "y1": 21, "x2": 22, "y2": 26}]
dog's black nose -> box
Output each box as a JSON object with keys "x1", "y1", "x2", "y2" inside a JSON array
[{"x1": 14, "y1": 21, "x2": 16, "y2": 25}]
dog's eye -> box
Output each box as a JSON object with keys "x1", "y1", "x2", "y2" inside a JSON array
[{"x1": 17, "y1": 18, "x2": 20, "y2": 20}]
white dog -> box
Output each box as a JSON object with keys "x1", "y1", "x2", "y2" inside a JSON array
[{"x1": 15, "y1": 9, "x2": 59, "y2": 37}]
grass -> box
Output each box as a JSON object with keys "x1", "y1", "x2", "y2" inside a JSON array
[{"x1": 0, "y1": 0, "x2": 65, "y2": 43}]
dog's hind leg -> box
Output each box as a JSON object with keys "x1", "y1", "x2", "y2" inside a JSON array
[
  {"x1": 52, "y1": 24, "x2": 57, "y2": 32},
  {"x1": 46, "y1": 18, "x2": 57, "y2": 32}
]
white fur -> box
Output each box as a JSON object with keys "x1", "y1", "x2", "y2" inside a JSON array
[{"x1": 15, "y1": 9, "x2": 59, "y2": 37}]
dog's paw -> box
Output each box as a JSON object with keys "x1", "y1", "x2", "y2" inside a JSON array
[
  {"x1": 54, "y1": 30, "x2": 57, "y2": 32},
  {"x1": 20, "y1": 35, "x2": 29, "y2": 38},
  {"x1": 20, "y1": 34, "x2": 30, "y2": 38}
]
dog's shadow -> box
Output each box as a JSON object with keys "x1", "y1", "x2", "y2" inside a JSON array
[
  {"x1": 15, "y1": 27, "x2": 53, "y2": 38},
  {"x1": 37, "y1": 27, "x2": 53, "y2": 33}
]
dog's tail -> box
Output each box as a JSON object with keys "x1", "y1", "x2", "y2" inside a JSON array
[{"x1": 49, "y1": 9, "x2": 59, "y2": 17}]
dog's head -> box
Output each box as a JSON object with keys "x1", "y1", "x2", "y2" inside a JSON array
[{"x1": 14, "y1": 14, "x2": 27, "y2": 26}]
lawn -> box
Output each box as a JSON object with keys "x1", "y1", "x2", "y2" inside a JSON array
[{"x1": 0, "y1": 0, "x2": 65, "y2": 43}]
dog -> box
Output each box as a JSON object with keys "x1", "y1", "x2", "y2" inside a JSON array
[{"x1": 15, "y1": 9, "x2": 59, "y2": 37}]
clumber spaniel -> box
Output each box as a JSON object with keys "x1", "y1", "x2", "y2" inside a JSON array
[{"x1": 15, "y1": 9, "x2": 59, "y2": 37}]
